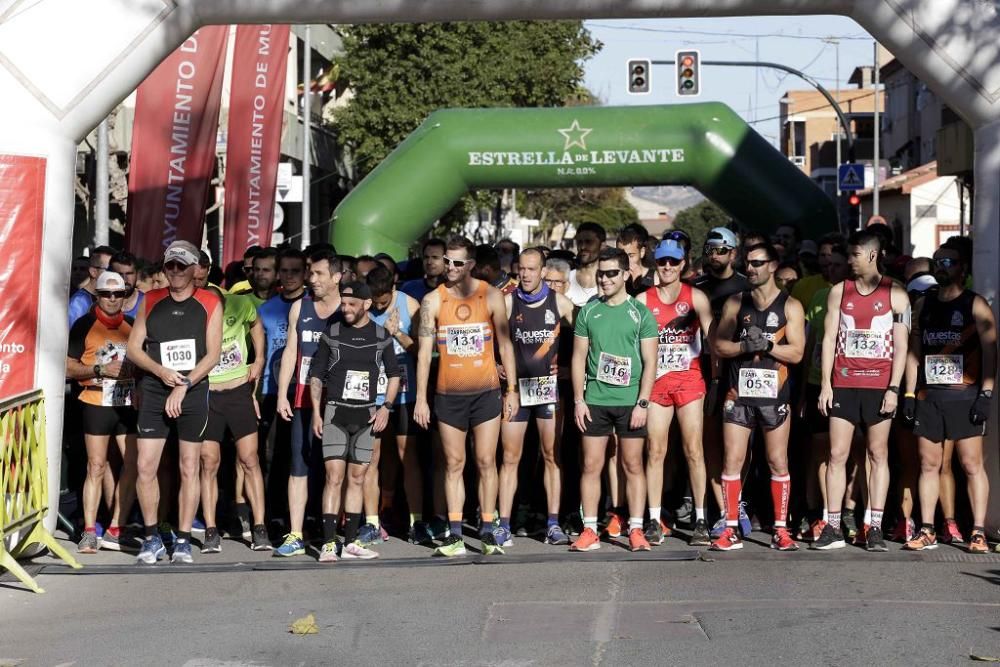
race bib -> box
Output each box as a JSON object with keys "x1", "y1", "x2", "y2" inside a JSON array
[
  {"x1": 597, "y1": 352, "x2": 632, "y2": 386},
  {"x1": 342, "y1": 369, "x2": 370, "y2": 401},
  {"x1": 445, "y1": 324, "x2": 485, "y2": 358},
  {"x1": 298, "y1": 356, "x2": 313, "y2": 385},
  {"x1": 656, "y1": 343, "x2": 691, "y2": 377},
  {"x1": 845, "y1": 329, "x2": 888, "y2": 359},
  {"x1": 519, "y1": 375, "x2": 558, "y2": 406},
  {"x1": 925, "y1": 354, "x2": 963, "y2": 385},
  {"x1": 210, "y1": 341, "x2": 244, "y2": 376},
  {"x1": 101, "y1": 379, "x2": 133, "y2": 407},
  {"x1": 738, "y1": 367, "x2": 779, "y2": 399},
  {"x1": 377, "y1": 366, "x2": 410, "y2": 397},
  {"x1": 161, "y1": 338, "x2": 196, "y2": 371}
]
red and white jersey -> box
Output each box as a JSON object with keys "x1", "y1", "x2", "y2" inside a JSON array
[
  {"x1": 644, "y1": 283, "x2": 702, "y2": 379},
  {"x1": 833, "y1": 277, "x2": 894, "y2": 389}
]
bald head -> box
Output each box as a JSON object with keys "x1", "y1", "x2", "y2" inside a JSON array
[{"x1": 904, "y1": 257, "x2": 932, "y2": 281}]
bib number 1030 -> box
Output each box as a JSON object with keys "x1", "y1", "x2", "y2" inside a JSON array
[{"x1": 162, "y1": 339, "x2": 196, "y2": 371}]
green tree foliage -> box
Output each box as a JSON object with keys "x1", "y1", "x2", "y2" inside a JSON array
[
  {"x1": 519, "y1": 187, "x2": 638, "y2": 235},
  {"x1": 671, "y1": 199, "x2": 733, "y2": 255}
]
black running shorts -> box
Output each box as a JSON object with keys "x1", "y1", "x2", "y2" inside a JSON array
[
  {"x1": 204, "y1": 382, "x2": 258, "y2": 442},
  {"x1": 913, "y1": 394, "x2": 986, "y2": 442},
  {"x1": 136, "y1": 378, "x2": 209, "y2": 442}
]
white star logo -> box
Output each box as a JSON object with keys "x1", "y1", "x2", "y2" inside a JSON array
[{"x1": 557, "y1": 120, "x2": 592, "y2": 151}]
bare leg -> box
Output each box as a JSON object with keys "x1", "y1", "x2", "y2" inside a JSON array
[
  {"x1": 645, "y1": 402, "x2": 674, "y2": 520},
  {"x1": 83, "y1": 434, "x2": 111, "y2": 529},
  {"x1": 235, "y1": 432, "x2": 267, "y2": 525},
  {"x1": 111, "y1": 433, "x2": 138, "y2": 528},
  {"x1": 498, "y1": 420, "x2": 528, "y2": 521},
  {"x1": 199, "y1": 440, "x2": 221, "y2": 528},
  {"x1": 177, "y1": 441, "x2": 202, "y2": 533},
  {"x1": 472, "y1": 417, "x2": 502, "y2": 521},
  {"x1": 955, "y1": 436, "x2": 989, "y2": 528},
  {"x1": 136, "y1": 438, "x2": 167, "y2": 527}
]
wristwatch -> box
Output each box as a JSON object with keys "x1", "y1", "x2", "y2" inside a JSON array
[
  {"x1": 93, "y1": 364, "x2": 103, "y2": 379},
  {"x1": 181, "y1": 377, "x2": 192, "y2": 388},
  {"x1": 637, "y1": 399, "x2": 650, "y2": 409},
  {"x1": 886, "y1": 385, "x2": 899, "y2": 394}
]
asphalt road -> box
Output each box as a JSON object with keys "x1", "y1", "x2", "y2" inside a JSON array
[{"x1": 2, "y1": 529, "x2": 999, "y2": 666}]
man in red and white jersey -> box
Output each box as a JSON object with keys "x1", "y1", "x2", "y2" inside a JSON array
[
  {"x1": 637, "y1": 239, "x2": 713, "y2": 546},
  {"x1": 816, "y1": 230, "x2": 909, "y2": 551}
]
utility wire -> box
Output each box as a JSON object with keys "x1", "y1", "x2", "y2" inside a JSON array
[{"x1": 588, "y1": 23, "x2": 872, "y2": 41}]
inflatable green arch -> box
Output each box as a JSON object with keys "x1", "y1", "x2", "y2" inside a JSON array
[{"x1": 331, "y1": 102, "x2": 836, "y2": 258}]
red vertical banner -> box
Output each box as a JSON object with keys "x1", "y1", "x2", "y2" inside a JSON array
[
  {"x1": 222, "y1": 24, "x2": 290, "y2": 266},
  {"x1": 125, "y1": 25, "x2": 229, "y2": 261},
  {"x1": 0, "y1": 155, "x2": 45, "y2": 400}
]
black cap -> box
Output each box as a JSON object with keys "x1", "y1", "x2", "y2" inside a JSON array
[{"x1": 340, "y1": 281, "x2": 372, "y2": 300}]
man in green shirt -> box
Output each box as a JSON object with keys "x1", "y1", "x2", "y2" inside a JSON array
[
  {"x1": 570, "y1": 247, "x2": 658, "y2": 553},
  {"x1": 200, "y1": 288, "x2": 271, "y2": 553}
]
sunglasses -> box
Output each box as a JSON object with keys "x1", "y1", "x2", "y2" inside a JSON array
[
  {"x1": 746, "y1": 259, "x2": 772, "y2": 268},
  {"x1": 704, "y1": 246, "x2": 732, "y2": 256},
  {"x1": 596, "y1": 269, "x2": 622, "y2": 279},
  {"x1": 656, "y1": 257, "x2": 683, "y2": 267},
  {"x1": 97, "y1": 290, "x2": 128, "y2": 299},
  {"x1": 934, "y1": 257, "x2": 959, "y2": 269},
  {"x1": 163, "y1": 260, "x2": 190, "y2": 272},
  {"x1": 544, "y1": 279, "x2": 567, "y2": 286},
  {"x1": 443, "y1": 257, "x2": 469, "y2": 268},
  {"x1": 242, "y1": 265, "x2": 254, "y2": 274}
]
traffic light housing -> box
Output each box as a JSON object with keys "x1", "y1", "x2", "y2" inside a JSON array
[
  {"x1": 627, "y1": 59, "x2": 651, "y2": 95},
  {"x1": 847, "y1": 193, "x2": 861, "y2": 229},
  {"x1": 676, "y1": 50, "x2": 701, "y2": 97}
]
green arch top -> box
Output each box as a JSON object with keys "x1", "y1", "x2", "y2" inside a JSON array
[{"x1": 331, "y1": 102, "x2": 836, "y2": 258}]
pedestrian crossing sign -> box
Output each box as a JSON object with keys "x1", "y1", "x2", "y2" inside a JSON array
[{"x1": 838, "y1": 163, "x2": 864, "y2": 191}]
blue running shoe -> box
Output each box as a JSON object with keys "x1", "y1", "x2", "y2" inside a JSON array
[
  {"x1": 357, "y1": 523, "x2": 381, "y2": 547},
  {"x1": 710, "y1": 517, "x2": 727, "y2": 539},
  {"x1": 493, "y1": 525, "x2": 513, "y2": 548},
  {"x1": 274, "y1": 534, "x2": 306, "y2": 557},
  {"x1": 545, "y1": 524, "x2": 570, "y2": 545},
  {"x1": 191, "y1": 517, "x2": 206, "y2": 535},
  {"x1": 738, "y1": 502, "x2": 752, "y2": 537},
  {"x1": 136, "y1": 534, "x2": 166, "y2": 565},
  {"x1": 171, "y1": 539, "x2": 193, "y2": 564},
  {"x1": 158, "y1": 522, "x2": 176, "y2": 549},
  {"x1": 408, "y1": 521, "x2": 434, "y2": 545}
]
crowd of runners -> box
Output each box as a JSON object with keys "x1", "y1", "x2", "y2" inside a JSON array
[{"x1": 63, "y1": 218, "x2": 997, "y2": 563}]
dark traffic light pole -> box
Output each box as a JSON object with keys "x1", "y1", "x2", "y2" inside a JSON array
[{"x1": 653, "y1": 59, "x2": 856, "y2": 162}]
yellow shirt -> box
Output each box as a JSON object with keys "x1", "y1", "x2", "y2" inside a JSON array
[{"x1": 790, "y1": 273, "x2": 829, "y2": 307}]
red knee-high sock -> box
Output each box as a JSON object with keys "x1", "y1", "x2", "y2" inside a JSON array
[
  {"x1": 771, "y1": 474, "x2": 791, "y2": 529},
  {"x1": 722, "y1": 475, "x2": 741, "y2": 527}
]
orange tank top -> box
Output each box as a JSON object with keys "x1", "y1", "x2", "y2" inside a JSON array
[{"x1": 435, "y1": 281, "x2": 500, "y2": 395}]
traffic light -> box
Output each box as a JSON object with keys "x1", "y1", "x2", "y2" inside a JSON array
[
  {"x1": 627, "y1": 59, "x2": 651, "y2": 95},
  {"x1": 676, "y1": 50, "x2": 701, "y2": 97},
  {"x1": 847, "y1": 193, "x2": 861, "y2": 228}
]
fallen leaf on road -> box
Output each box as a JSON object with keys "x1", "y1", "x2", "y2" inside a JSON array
[
  {"x1": 289, "y1": 613, "x2": 319, "y2": 635},
  {"x1": 970, "y1": 655, "x2": 1000, "y2": 662}
]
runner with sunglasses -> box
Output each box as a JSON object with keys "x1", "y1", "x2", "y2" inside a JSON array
[
  {"x1": 637, "y1": 239, "x2": 714, "y2": 545},
  {"x1": 570, "y1": 247, "x2": 658, "y2": 553},
  {"x1": 711, "y1": 242, "x2": 805, "y2": 552},
  {"x1": 902, "y1": 241, "x2": 996, "y2": 554},
  {"x1": 414, "y1": 235, "x2": 520, "y2": 557}
]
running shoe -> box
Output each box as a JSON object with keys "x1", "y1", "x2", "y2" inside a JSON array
[
  {"x1": 357, "y1": 523, "x2": 381, "y2": 547},
  {"x1": 890, "y1": 517, "x2": 916, "y2": 543},
  {"x1": 800, "y1": 519, "x2": 826, "y2": 543},
  {"x1": 274, "y1": 534, "x2": 306, "y2": 558},
  {"x1": 710, "y1": 526, "x2": 743, "y2": 551},
  {"x1": 545, "y1": 524, "x2": 570, "y2": 545},
  {"x1": 136, "y1": 534, "x2": 166, "y2": 564},
  {"x1": 251, "y1": 525, "x2": 273, "y2": 551},
  {"x1": 171, "y1": 539, "x2": 194, "y2": 564},
  {"x1": 903, "y1": 527, "x2": 938, "y2": 551},
  {"x1": 234, "y1": 504, "x2": 252, "y2": 541},
  {"x1": 569, "y1": 527, "x2": 601, "y2": 552},
  {"x1": 379, "y1": 525, "x2": 390, "y2": 542},
  {"x1": 432, "y1": 534, "x2": 467, "y2": 558},
  {"x1": 689, "y1": 519, "x2": 711, "y2": 546},
  {"x1": 940, "y1": 519, "x2": 964, "y2": 544},
  {"x1": 967, "y1": 531, "x2": 988, "y2": 554},
  {"x1": 513, "y1": 506, "x2": 531, "y2": 538},
  {"x1": 158, "y1": 522, "x2": 176, "y2": 549},
  {"x1": 771, "y1": 527, "x2": 798, "y2": 551},
  {"x1": 604, "y1": 513, "x2": 624, "y2": 538},
  {"x1": 99, "y1": 529, "x2": 121, "y2": 552},
  {"x1": 428, "y1": 516, "x2": 451, "y2": 541},
  {"x1": 318, "y1": 540, "x2": 339, "y2": 562},
  {"x1": 563, "y1": 511, "x2": 583, "y2": 537},
  {"x1": 343, "y1": 541, "x2": 379, "y2": 560},
  {"x1": 795, "y1": 516, "x2": 811, "y2": 541},
  {"x1": 853, "y1": 524, "x2": 870, "y2": 547},
  {"x1": 200, "y1": 527, "x2": 222, "y2": 554},
  {"x1": 644, "y1": 519, "x2": 664, "y2": 546},
  {"x1": 810, "y1": 523, "x2": 846, "y2": 550},
  {"x1": 77, "y1": 531, "x2": 99, "y2": 554},
  {"x1": 629, "y1": 527, "x2": 651, "y2": 552},
  {"x1": 675, "y1": 497, "x2": 694, "y2": 526},
  {"x1": 738, "y1": 502, "x2": 752, "y2": 537},
  {"x1": 866, "y1": 526, "x2": 888, "y2": 552},
  {"x1": 408, "y1": 521, "x2": 435, "y2": 545},
  {"x1": 710, "y1": 516, "x2": 728, "y2": 539},
  {"x1": 841, "y1": 511, "x2": 858, "y2": 540},
  {"x1": 191, "y1": 517, "x2": 206, "y2": 536},
  {"x1": 493, "y1": 525, "x2": 513, "y2": 548},
  {"x1": 481, "y1": 531, "x2": 505, "y2": 556}
]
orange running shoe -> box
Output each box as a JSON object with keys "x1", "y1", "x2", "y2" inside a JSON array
[
  {"x1": 967, "y1": 531, "x2": 988, "y2": 554},
  {"x1": 629, "y1": 527, "x2": 651, "y2": 552},
  {"x1": 660, "y1": 519, "x2": 672, "y2": 538},
  {"x1": 903, "y1": 527, "x2": 938, "y2": 551},
  {"x1": 853, "y1": 523, "x2": 870, "y2": 546},
  {"x1": 570, "y1": 527, "x2": 601, "y2": 552},
  {"x1": 771, "y1": 527, "x2": 799, "y2": 551},
  {"x1": 604, "y1": 513, "x2": 624, "y2": 538},
  {"x1": 710, "y1": 526, "x2": 743, "y2": 551}
]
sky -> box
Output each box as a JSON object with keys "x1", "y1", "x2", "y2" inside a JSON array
[{"x1": 583, "y1": 15, "x2": 878, "y2": 147}]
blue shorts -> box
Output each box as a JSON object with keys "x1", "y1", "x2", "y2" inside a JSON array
[
  {"x1": 290, "y1": 408, "x2": 321, "y2": 477},
  {"x1": 511, "y1": 402, "x2": 556, "y2": 422}
]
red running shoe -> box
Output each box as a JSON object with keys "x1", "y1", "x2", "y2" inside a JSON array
[
  {"x1": 771, "y1": 527, "x2": 799, "y2": 551},
  {"x1": 710, "y1": 526, "x2": 743, "y2": 551}
]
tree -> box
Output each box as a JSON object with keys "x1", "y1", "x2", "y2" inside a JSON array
[
  {"x1": 671, "y1": 199, "x2": 733, "y2": 255},
  {"x1": 519, "y1": 187, "x2": 638, "y2": 237}
]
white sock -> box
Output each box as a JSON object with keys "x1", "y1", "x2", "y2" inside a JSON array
[
  {"x1": 649, "y1": 506, "x2": 661, "y2": 522},
  {"x1": 863, "y1": 508, "x2": 871, "y2": 525},
  {"x1": 583, "y1": 516, "x2": 598, "y2": 532},
  {"x1": 629, "y1": 517, "x2": 643, "y2": 531},
  {"x1": 822, "y1": 509, "x2": 829, "y2": 522},
  {"x1": 695, "y1": 507, "x2": 706, "y2": 521}
]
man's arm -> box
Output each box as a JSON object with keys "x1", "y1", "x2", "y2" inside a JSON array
[
  {"x1": 973, "y1": 294, "x2": 997, "y2": 394},
  {"x1": 572, "y1": 335, "x2": 589, "y2": 403},
  {"x1": 768, "y1": 297, "x2": 805, "y2": 364},
  {"x1": 414, "y1": 292, "x2": 438, "y2": 406},
  {"x1": 904, "y1": 297, "x2": 923, "y2": 395},
  {"x1": 276, "y1": 300, "x2": 302, "y2": 400},
  {"x1": 820, "y1": 283, "x2": 844, "y2": 390},
  {"x1": 888, "y1": 284, "x2": 911, "y2": 388},
  {"x1": 557, "y1": 293, "x2": 575, "y2": 328},
  {"x1": 248, "y1": 317, "x2": 265, "y2": 383},
  {"x1": 710, "y1": 294, "x2": 742, "y2": 359},
  {"x1": 185, "y1": 303, "x2": 223, "y2": 385},
  {"x1": 637, "y1": 336, "x2": 657, "y2": 401},
  {"x1": 490, "y1": 287, "x2": 518, "y2": 389},
  {"x1": 125, "y1": 302, "x2": 161, "y2": 377}
]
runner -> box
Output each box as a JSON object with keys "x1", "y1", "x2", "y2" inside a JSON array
[
  {"x1": 498, "y1": 247, "x2": 576, "y2": 547},
  {"x1": 710, "y1": 242, "x2": 805, "y2": 551},
  {"x1": 637, "y1": 239, "x2": 714, "y2": 546},
  {"x1": 309, "y1": 281, "x2": 400, "y2": 561},
  {"x1": 569, "y1": 247, "x2": 658, "y2": 553},
  {"x1": 815, "y1": 229, "x2": 910, "y2": 551},
  {"x1": 249, "y1": 247, "x2": 279, "y2": 305},
  {"x1": 126, "y1": 241, "x2": 223, "y2": 564},
  {"x1": 66, "y1": 271, "x2": 138, "y2": 553},
  {"x1": 199, "y1": 287, "x2": 271, "y2": 553},
  {"x1": 414, "y1": 235, "x2": 520, "y2": 557},
  {"x1": 401, "y1": 238, "x2": 446, "y2": 302},
  {"x1": 903, "y1": 242, "x2": 996, "y2": 554},
  {"x1": 617, "y1": 223, "x2": 656, "y2": 296},
  {"x1": 68, "y1": 245, "x2": 115, "y2": 326},
  {"x1": 566, "y1": 222, "x2": 605, "y2": 307},
  {"x1": 274, "y1": 249, "x2": 342, "y2": 557},
  {"x1": 109, "y1": 251, "x2": 146, "y2": 319}
]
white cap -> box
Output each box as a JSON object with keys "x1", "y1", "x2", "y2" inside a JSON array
[
  {"x1": 163, "y1": 240, "x2": 199, "y2": 266},
  {"x1": 95, "y1": 271, "x2": 126, "y2": 291}
]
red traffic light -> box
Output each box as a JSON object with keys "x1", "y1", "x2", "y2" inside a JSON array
[{"x1": 848, "y1": 194, "x2": 860, "y2": 206}]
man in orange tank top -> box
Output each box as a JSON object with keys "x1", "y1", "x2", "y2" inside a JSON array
[{"x1": 414, "y1": 235, "x2": 520, "y2": 557}]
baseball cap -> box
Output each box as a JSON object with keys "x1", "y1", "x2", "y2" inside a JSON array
[
  {"x1": 163, "y1": 240, "x2": 200, "y2": 266},
  {"x1": 800, "y1": 240, "x2": 818, "y2": 256},
  {"x1": 705, "y1": 227, "x2": 738, "y2": 249},
  {"x1": 340, "y1": 281, "x2": 372, "y2": 300},
  {"x1": 654, "y1": 239, "x2": 685, "y2": 261},
  {"x1": 95, "y1": 271, "x2": 126, "y2": 292}
]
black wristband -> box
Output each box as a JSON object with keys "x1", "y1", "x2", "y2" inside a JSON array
[{"x1": 886, "y1": 385, "x2": 899, "y2": 394}]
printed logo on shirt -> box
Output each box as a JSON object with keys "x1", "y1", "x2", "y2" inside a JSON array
[
  {"x1": 544, "y1": 309, "x2": 556, "y2": 325},
  {"x1": 675, "y1": 301, "x2": 690, "y2": 316},
  {"x1": 766, "y1": 312, "x2": 779, "y2": 328},
  {"x1": 951, "y1": 311, "x2": 963, "y2": 327}
]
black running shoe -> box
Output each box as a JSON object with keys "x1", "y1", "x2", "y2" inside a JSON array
[
  {"x1": 689, "y1": 519, "x2": 711, "y2": 546},
  {"x1": 866, "y1": 526, "x2": 888, "y2": 552},
  {"x1": 200, "y1": 527, "x2": 222, "y2": 554},
  {"x1": 251, "y1": 524, "x2": 273, "y2": 551},
  {"x1": 811, "y1": 523, "x2": 846, "y2": 550}
]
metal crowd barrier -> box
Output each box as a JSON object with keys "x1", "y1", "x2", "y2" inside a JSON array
[{"x1": 1, "y1": 389, "x2": 80, "y2": 592}]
